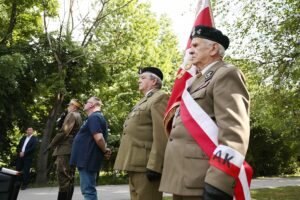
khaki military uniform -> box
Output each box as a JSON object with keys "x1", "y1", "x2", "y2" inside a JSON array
[
  {"x1": 159, "y1": 61, "x2": 250, "y2": 198},
  {"x1": 114, "y1": 89, "x2": 168, "y2": 200},
  {"x1": 48, "y1": 111, "x2": 82, "y2": 193}
]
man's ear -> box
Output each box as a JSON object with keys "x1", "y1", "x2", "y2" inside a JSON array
[
  {"x1": 152, "y1": 78, "x2": 157, "y2": 86},
  {"x1": 210, "y1": 43, "x2": 219, "y2": 56}
]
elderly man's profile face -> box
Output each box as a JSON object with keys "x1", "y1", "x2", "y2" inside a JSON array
[
  {"x1": 190, "y1": 38, "x2": 212, "y2": 67},
  {"x1": 138, "y1": 73, "x2": 155, "y2": 94},
  {"x1": 189, "y1": 38, "x2": 221, "y2": 70}
]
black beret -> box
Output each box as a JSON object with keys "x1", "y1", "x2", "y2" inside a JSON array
[
  {"x1": 190, "y1": 25, "x2": 230, "y2": 50},
  {"x1": 139, "y1": 67, "x2": 163, "y2": 81}
]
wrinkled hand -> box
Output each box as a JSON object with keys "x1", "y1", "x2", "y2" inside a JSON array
[
  {"x1": 203, "y1": 183, "x2": 233, "y2": 200},
  {"x1": 146, "y1": 169, "x2": 161, "y2": 182},
  {"x1": 104, "y1": 148, "x2": 112, "y2": 160}
]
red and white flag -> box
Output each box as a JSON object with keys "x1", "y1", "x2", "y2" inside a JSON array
[{"x1": 164, "y1": 0, "x2": 214, "y2": 134}]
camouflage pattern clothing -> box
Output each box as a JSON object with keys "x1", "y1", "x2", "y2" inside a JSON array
[{"x1": 48, "y1": 110, "x2": 82, "y2": 197}]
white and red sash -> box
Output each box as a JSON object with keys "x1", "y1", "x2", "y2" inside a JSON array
[{"x1": 180, "y1": 76, "x2": 253, "y2": 200}]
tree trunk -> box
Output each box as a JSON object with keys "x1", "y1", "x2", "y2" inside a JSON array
[
  {"x1": 35, "y1": 93, "x2": 64, "y2": 184},
  {"x1": 0, "y1": 1, "x2": 18, "y2": 45}
]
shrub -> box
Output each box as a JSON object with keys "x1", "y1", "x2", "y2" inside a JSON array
[{"x1": 246, "y1": 126, "x2": 298, "y2": 176}]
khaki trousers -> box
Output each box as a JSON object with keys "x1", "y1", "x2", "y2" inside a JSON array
[{"x1": 128, "y1": 171, "x2": 162, "y2": 200}]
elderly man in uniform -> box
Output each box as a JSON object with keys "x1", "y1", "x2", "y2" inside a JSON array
[
  {"x1": 47, "y1": 99, "x2": 82, "y2": 200},
  {"x1": 159, "y1": 25, "x2": 250, "y2": 200},
  {"x1": 114, "y1": 67, "x2": 169, "y2": 200}
]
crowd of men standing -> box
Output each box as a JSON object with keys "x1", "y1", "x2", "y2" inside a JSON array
[{"x1": 14, "y1": 25, "x2": 251, "y2": 200}]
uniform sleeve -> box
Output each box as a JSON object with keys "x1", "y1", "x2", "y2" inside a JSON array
[
  {"x1": 48, "y1": 132, "x2": 65, "y2": 149},
  {"x1": 146, "y1": 93, "x2": 169, "y2": 173},
  {"x1": 205, "y1": 68, "x2": 250, "y2": 195},
  {"x1": 48, "y1": 112, "x2": 77, "y2": 149},
  {"x1": 62, "y1": 112, "x2": 78, "y2": 136}
]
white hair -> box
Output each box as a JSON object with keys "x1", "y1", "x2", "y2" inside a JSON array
[
  {"x1": 203, "y1": 39, "x2": 226, "y2": 57},
  {"x1": 143, "y1": 72, "x2": 163, "y2": 89}
]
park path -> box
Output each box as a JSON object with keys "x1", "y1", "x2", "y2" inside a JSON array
[{"x1": 17, "y1": 177, "x2": 300, "y2": 200}]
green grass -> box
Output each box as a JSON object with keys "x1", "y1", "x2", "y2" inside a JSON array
[
  {"x1": 163, "y1": 186, "x2": 300, "y2": 200},
  {"x1": 251, "y1": 186, "x2": 300, "y2": 200}
]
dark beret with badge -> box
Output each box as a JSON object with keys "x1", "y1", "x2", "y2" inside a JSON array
[
  {"x1": 139, "y1": 67, "x2": 164, "y2": 81},
  {"x1": 190, "y1": 25, "x2": 230, "y2": 50}
]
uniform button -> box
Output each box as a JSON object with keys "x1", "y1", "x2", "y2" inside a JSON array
[
  {"x1": 169, "y1": 138, "x2": 173, "y2": 142},
  {"x1": 172, "y1": 125, "x2": 175, "y2": 129}
]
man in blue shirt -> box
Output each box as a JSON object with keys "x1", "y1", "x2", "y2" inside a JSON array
[{"x1": 70, "y1": 96, "x2": 111, "y2": 200}]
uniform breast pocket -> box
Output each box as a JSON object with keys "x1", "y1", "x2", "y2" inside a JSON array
[
  {"x1": 136, "y1": 106, "x2": 150, "y2": 122},
  {"x1": 129, "y1": 106, "x2": 146, "y2": 119},
  {"x1": 191, "y1": 88, "x2": 207, "y2": 100},
  {"x1": 191, "y1": 81, "x2": 210, "y2": 100},
  {"x1": 136, "y1": 106, "x2": 147, "y2": 113}
]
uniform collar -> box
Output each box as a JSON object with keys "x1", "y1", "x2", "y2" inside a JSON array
[
  {"x1": 145, "y1": 88, "x2": 159, "y2": 98},
  {"x1": 201, "y1": 61, "x2": 220, "y2": 75}
]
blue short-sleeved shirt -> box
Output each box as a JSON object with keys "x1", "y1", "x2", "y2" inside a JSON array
[{"x1": 70, "y1": 111, "x2": 108, "y2": 172}]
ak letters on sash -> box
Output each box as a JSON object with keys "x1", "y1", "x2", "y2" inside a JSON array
[{"x1": 180, "y1": 76, "x2": 253, "y2": 200}]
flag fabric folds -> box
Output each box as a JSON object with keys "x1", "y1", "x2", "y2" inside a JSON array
[{"x1": 164, "y1": 0, "x2": 214, "y2": 134}]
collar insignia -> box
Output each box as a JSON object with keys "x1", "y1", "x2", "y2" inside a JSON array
[
  {"x1": 205, "y1": 71, "x2": 214, "y2": 82},
  {"x1": 147, "y1": 91, "x2": 153, "y2": 98}
]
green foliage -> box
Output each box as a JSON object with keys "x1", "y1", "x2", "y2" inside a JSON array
[
  {"x1": 215, "y1": 0, "x2": 300, "y2": 175},
  {"x1": 87, "y1": 0, "x2": 181, "y2": 170},
  {"x1": 0, "y1": 0, "x2": 181, "y2": 183},
  {"x1": 97, "y1": 171, "x2": 128, "y2": 185},
  {"x1": 0, "y1": 53, "x2": 26, "y2": 98},
  {"x1": 247, "y1": 126, "x2": 298, "y2": 176},
  {"x1": 1, "y1": 0, "x2": 298, "y2": 182}
]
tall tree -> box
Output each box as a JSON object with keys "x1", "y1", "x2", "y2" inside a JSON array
[
  {"x1": 35, "y1": 0, "x2": 181, "y2": 183},
  {"x1": 0, "y1": 0, "x2": 48, "y2": 166},
  {"x1": 87, "y1": 2, "x2": 181, "y2": 167},
  {"x1": 213, "y1": 0, "x2": 300, "y2": 174}
]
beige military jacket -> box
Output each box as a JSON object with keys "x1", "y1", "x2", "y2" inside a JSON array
[
  {"x1": 159, "y1": 61, "x2": 250, "y2": 196},
  {"x1": 114, "y1": 89, "x2": 168, "y2": 173},
  {"x1": 48, "y1": 111, "x2": 82, "y2": 156}
]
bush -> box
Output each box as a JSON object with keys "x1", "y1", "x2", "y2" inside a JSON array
[
  {"x1": 97, "y1": 171, "x2": 128, "y2": 185},
  {"x1": 246, "y1": 126, "x2": 298, "y2": 176}
]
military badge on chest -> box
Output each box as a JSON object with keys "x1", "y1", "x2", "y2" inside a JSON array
[
  {"x1": 205, "y1": 71, "x2": 214, "y2": 82},
  {"x1": 192, "y1": 70, "x2": 215, "y2": 92}
]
